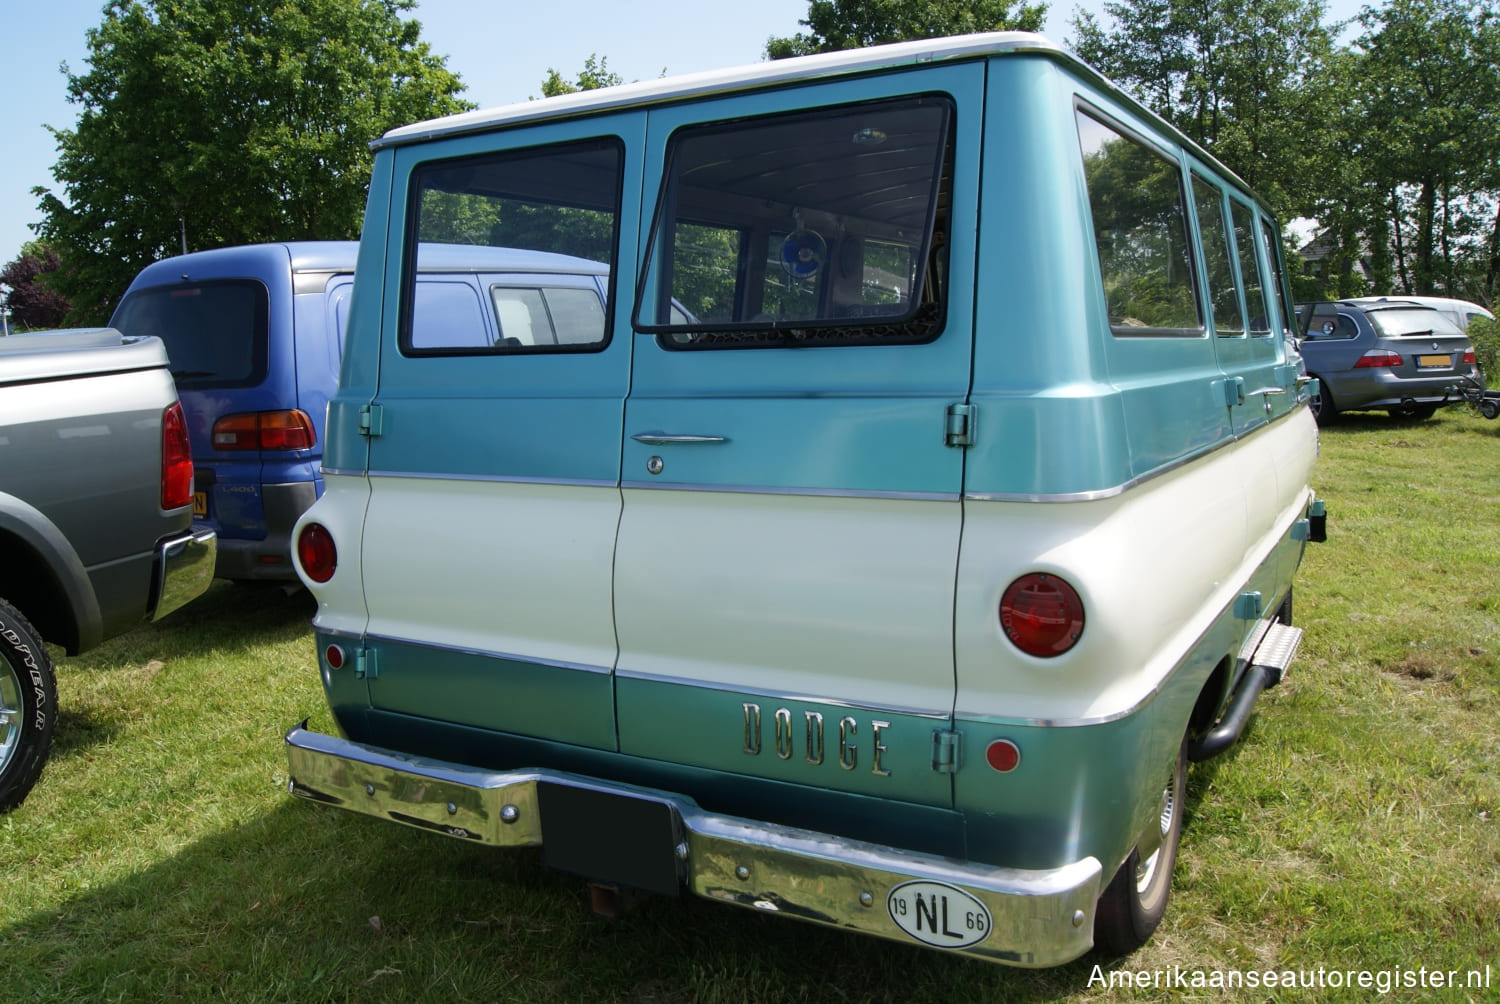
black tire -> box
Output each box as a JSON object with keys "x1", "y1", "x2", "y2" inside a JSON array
[
  {"x1": 0, "y1": 598, "x2": 58, "y2": 813},
  {"x1": 1093, "y1": 737, "x2": 1186, "y2": 956},
  {"x1": 1481, "y1": 399, "x2": 1500, "y2": 421},
  {"x1": 1307, "y1": 377, "x2": 1336, "y2": 424}
]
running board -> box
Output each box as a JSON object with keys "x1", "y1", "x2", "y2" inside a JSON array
[{"x1": 1188, "y1": 622, "x2": 1303, "y2": 762}]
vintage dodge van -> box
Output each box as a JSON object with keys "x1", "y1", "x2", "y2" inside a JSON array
[{"x1": 285, "y1": 32, "x2": 1324, "y2": 966}]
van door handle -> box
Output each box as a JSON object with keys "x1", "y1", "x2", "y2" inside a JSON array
[
  {"x1": 631, "y1": 431, "x2": 729, "y2": 445},
  {"x1": 1248, "y1": 387, "x2": 1286, "y2": 397}
]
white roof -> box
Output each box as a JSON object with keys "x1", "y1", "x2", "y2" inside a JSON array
[{"x1": 375, "y1": 32, "x2": 1063, "y2": 150}]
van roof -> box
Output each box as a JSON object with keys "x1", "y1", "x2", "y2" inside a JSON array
[
  {"x1": 414, "y1": 243, "x2": 609, "y2": 276},
  {"x1": 131, "y1": 240, "x2": 361, "y2": 279},
  {"x1": 378, "y1": 32, "x2": 1060, "y2": 150}
]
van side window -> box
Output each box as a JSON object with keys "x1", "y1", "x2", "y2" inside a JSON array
[
  {"x1": 1190, "y1": 175, "x2": 1245, "y2": 338},
  {"x1": 1259, "y1": 218, "x2": 1296, "y2": 339},
  {"x1": 402, "y1": 139, "x2": 622, "y2": 354},
  {"x1": 636, "y1": 96, "x2": 953, "y2": 348},
  {"x1": 1230, "y1": 201, "x2": 1271, "y2": 337},
  {"x1": 1077, "y1": 111, "x2": 1203, "y2": 337},
  {"x1": 489, "y1": 286, "x2": 606, "y2": 347}
]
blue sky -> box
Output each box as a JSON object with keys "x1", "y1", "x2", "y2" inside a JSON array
[{"x1": 0, "y1": 0, "x2": 1363, "y2": 278}]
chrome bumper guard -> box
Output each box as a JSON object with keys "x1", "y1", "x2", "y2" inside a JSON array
[
  {"x1": 151, "y1": 528, "x2": 216, "y2": 621},
  {"x1": 285, "y1": 722, "x2": 1102, "y2": 967}
]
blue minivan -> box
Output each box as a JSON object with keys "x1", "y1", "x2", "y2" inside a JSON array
[{"x1": 111, "y1": 242, "x2": 357, "y2": 581}]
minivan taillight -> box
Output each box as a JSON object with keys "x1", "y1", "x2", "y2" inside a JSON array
[
  {"x1": 212, "y1": 410, "x2": 316, "y2": 451},
  {"x1": 161, "y1": 401, "x2": 194, "y2": 510},
  {"x1": 297, "y1": 523, "x2": 337, "y2": 583}
]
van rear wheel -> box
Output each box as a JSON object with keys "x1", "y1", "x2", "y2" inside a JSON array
[
  {"x1": 1093, "y1": 737, "x2": 1185, "y2": 955},
  {"x1": 0, "y1": 598, "x2": 58, "y2": 812}
]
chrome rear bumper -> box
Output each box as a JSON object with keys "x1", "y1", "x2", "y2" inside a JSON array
[
  {"x1": 285, "y1": 722, "x2": 1101, "y2": 967},
  {"x1": 151, "y1": 528, "x2": 216, "y2": 621}
]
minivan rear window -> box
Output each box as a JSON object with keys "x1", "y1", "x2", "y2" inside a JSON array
[{"x1": 111, "y1": 280, "x2": 269, "y2": 388}]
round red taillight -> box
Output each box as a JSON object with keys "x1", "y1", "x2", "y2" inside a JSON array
[
  {"x1": 325, "y1": 644, "x2": 345, "y2": 670},
  {"x1": 985, "y1": 739, "x2": 1021, "y2": 773},
  {"x1": 999, "y1": 573, "x2": 1084, "y2": 657},
  {"x1": 297, "y1": 522, "x2": 337, "y2": 583}
]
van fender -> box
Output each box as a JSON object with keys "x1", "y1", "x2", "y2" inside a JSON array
[{"x1": 0, "y1": 491, "x2": 104, "y2": 654}]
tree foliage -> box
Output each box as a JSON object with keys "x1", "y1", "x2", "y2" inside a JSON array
[
  {"x1": 35, "y1": 0, "x2": 472, "y2": 324},
  {"x1": 1071, "y1": 0, "x2": 1336, "y2": 217},
  {"x1": 539, "y1": 54, "x2": 624, "y2": 97},
  {"x1": 1074, "y1": 0, "x2": 1500, "y2": 306},
  {"x1": 766, "y1": 0, "x2": 1046, "y2": 58},
  {"x1": 0, "y1": 244, "x2": 72, "y2": 331}
]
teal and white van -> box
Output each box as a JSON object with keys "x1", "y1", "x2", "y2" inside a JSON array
[{"x1": 285, "y1": 32, "x2": 1325, "y2": 967}]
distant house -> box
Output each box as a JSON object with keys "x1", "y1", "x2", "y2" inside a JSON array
[{"x1": 1297, "y1": 233, "x2": 1372, "y2": 285}]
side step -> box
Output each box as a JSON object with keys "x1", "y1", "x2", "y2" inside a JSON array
[{"x1": 1188, "y1": 622, "x2": 1303, "y2": 762}]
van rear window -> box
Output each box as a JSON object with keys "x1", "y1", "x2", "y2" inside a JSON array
[
  {"x1": 110, "y1": 280, "x2": 269, "y2": 388},
  {"x1": 402, "y1": 138, "x2": 621, "y2": 355},
  {"x1": 635, "y1": 96, "x2": 953, "y2": 349}
]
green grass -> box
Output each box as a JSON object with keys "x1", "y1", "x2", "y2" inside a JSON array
[{"x1": 3, "y1": 408, "x2": 1497, "y2": 1002}]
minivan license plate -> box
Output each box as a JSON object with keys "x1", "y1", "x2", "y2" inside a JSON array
[
  {"x1": 192, "y1": 491, "x2": 208, "y2": 517},
  {"x1": 536, "y1": 783, "x2": 681, "y2": 896}
]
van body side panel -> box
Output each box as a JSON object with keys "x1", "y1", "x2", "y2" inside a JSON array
[
  {"x1": 612, "y1": 64, "x2": 986, "y2": 806},
  {"x1": 355, "y1": 115, "x2": 646, "y2": 749}
]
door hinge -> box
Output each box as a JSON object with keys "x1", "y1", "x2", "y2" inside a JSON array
[
  {"x1": 1217, "y1": 376, "x2": 1246, "y2": 407},
  {"x1": 944, "y1": 403, "x2": 975, "y2": 448},
  {"x1": 932, "y1": 730, "x2": 962, "y2": 774},
  {"x1": 358, "y1": 403, "x2": 384, "y2": 437},
  {"x1": 354, "y1": 647, "x2": 379, "y2": 680}
]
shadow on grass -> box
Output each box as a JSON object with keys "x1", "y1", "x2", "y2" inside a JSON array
[{"x1": 2, "y1": 797, "x2": 1121, "y2": 1003}]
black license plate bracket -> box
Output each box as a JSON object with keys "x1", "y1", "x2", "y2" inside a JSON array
[{"x1": 536, "y1": 783, "x2": 682, "y2": 897}]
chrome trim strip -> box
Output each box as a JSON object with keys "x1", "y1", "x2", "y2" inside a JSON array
[
  {"x1": 320, "y1": 466, "x2": 364, "y2": 478},
  {"x1": 359, "y1": 631, "x2": 614, "y2": 676},
  {"x1": 285, "y1": 722, "x2": 1101, "y2": 967},
  {"x1": 364, "y1": 470, "x2": 618, "y2": 489},
  {"x1": 621, "y1": 481, "x2": 959, "y2": 503},
  {"x1": 966, "y1": 403, "x2": 1307, "y2": 504},
  {"x1": 614, "y1": 667, "x2": 951, "y2": 721}
]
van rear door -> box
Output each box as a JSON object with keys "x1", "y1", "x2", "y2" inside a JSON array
[
  {"x1": 614, "y1": 65, "x2": 984, "y2": 809},
  {"x1": 357, "y1": 123, "x2": 641, "y2": 751}
]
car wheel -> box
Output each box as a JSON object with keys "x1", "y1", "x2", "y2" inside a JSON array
[
  {"x1": 0, "y1": 598, "x2": 58, "y2": 813},
  {"x1": 1307, "y1": 377, "x2": 1336, "y2": 424},
  {"x1": 1480, "y1": 399, "x2": 1499, "y2": 421},
  {"x1": 1093, "y1": 737, "x2": 1186, "y2": 955}
]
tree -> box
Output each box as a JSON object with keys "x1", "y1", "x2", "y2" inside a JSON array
[
  {"x1": 1350, "y1": 0, "x2": 1500, "y2": 297},
  {"x1": 1070, "y1": 0, "x2": 1338, "y2": 220},
  {"x1": 539, "y1": 54, "x2": 624, "y2": 97},
  {"x1": 0, "y1": 244, "x2": 72, "y2": 331},
  {"x1": 34, "y1": 0, "x2": 472, "y2": 324},
  {"x1": 766, "y1": 0, "x2": 1046, "y2": 58}
]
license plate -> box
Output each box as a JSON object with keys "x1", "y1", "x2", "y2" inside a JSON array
[
  {"x1": 192, "y1": 491, "x2": 208, "y2": 517},
  {"x1": 536, "y1": 783, "x2": 681, "y2": 896},
  {"x1": 1417, "y1": 354, "x2": 1451, "y2": 369}
]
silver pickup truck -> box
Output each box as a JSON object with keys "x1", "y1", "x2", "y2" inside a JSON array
[{"x1": 0, "y1": 328, "x2": 216, "y2": 811}]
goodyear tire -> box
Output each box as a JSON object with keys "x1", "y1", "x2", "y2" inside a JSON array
[
  {"x1": 0, "y1": 598, "x2": 58, "y2": 812},
  {"x1": 1093, "y1": 737, "x2": 1186, "y2": 955}
]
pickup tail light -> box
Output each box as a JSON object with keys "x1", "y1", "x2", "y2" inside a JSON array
[
  {"x1": 161, "y1": 401, "x2": 194, "y2": 510},
  {"x1": 1354, "y1": 350, "x2": 1403, "y2": 369},
  {"x1": 297, "y1": 522, "x2": 337, "y2": 583},
  {"x1": 212, "y1": 410, "x2": 316, "y2": 451},
  {"x1": 999, "y1": 573, "x2": 1084, "y2": 657}
]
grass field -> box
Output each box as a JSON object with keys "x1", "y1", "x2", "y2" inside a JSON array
[{"x1": 3, "y1": 407, "x2": 1497, "y2": 1002}]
